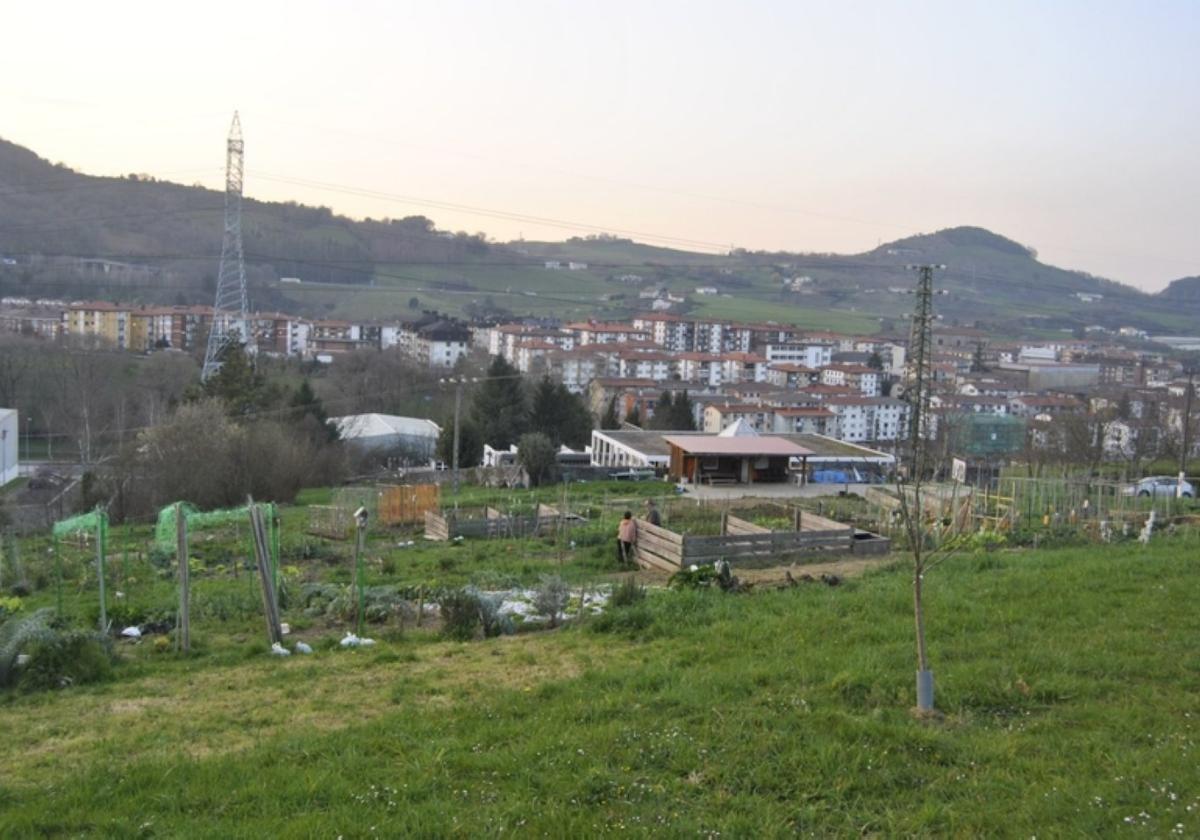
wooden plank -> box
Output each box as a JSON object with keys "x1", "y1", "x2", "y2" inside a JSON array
[
  {"x1": 634, "y1": 531, "x2": 685, "y2": 557},
  {"x1": 634, "y1": 544, "x2": 681, "y2": 572},
  {"x1": 796, "y1": 512, "x2": 853, "y2": 532},
  {"x1": 725, "y1": 514, "x2": 770, "y2": 535},
  {"x1": 635, "y1": 519, "x2": 684, "y2": 545}
]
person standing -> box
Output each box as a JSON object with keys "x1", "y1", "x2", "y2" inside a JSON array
[
  {"x1": 644, "y1": 498, "x2": 662, "y2": 527},
  {"x1": 617, "y1": 510, "x2": 637, "y2": 564}
]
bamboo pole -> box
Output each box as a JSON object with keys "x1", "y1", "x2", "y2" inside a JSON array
[{"x1": 96, "y1": 512, "x2": 108, "y2": 634}]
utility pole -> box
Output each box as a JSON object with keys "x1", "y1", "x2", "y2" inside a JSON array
[
  {"x1": 1178, "y1": 368, "x2": 1195, "y2": 498},
  {"x1": 452, "y1": 379, "x2": 463, "y2": 501}
]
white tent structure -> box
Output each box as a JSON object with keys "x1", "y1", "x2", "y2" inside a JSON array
[
  {"x1": 0, "y1": 408, "x2": 16, "y2": 485},
  {"x1": 332, "y1": 413, "x2": 441, "y2": 460}
]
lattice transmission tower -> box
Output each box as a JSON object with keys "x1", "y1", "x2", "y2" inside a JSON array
[
  {"x1": 904, "y1": 264, "x2": 942, "y2": 479},
  {"x1": 201, "y1": 112, "x2": 252, "y2": 381}
]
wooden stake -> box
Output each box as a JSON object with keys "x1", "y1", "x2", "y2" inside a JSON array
[
  {"x1": 176, "y1": 503, "x2": 190, "y2": 653},
  {"x1": 247, "y1": 500, "x2": 283, "y2": 645}
]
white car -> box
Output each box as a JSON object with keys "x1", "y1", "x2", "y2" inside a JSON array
[{"x1": 1123, "y1": 476, "x2": 1194, "y2": 498}]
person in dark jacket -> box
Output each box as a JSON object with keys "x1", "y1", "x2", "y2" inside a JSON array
[{"x1": 644, "y1": 498, "x2": 662, "y2": 527}]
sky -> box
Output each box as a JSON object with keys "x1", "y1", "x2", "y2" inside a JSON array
[{"x1": 1, "y1": 0, "x2": 1197, "y2": 291}]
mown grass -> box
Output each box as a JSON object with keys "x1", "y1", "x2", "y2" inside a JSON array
[{"x1": 1, "y1": 538, "x2": 1198, "y2": 836}]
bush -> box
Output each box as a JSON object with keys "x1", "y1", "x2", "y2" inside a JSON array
[
  {"x1": 532, "y1": 575, "x2": 570, "y2": 627},
  {"x1": 19, "y1": 631, "x2": 113, "y2": 691},
  {"x1": 610, "y1": 577, "x2": 646, "y2": 608},
  {"x1": 439, "y1": 589, "x2": 482, "y2": 641}
]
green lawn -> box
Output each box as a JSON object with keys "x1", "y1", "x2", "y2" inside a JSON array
[{"x1": 1, "y1": 529, "x2": 1198, "y2": 835}]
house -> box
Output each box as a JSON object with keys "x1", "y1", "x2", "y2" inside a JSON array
[{"x1": 665, "y1": 423, "x2": 812, "y2": 485}]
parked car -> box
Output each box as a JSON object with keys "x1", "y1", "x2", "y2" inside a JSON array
[{"x1": 1122, "y1": 476, "x2": 1194, "y2": 498}]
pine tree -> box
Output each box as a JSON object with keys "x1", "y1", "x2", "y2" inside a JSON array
[
  {"x1": 600, "y1": 396, "x2": 619, "y2": 430},
  {"x1": 649, "y1": 391, "x2": 674, "y2": 430},
  {"x1": 671, "y1": 390, "x2": 696, "y2": 430},
  {"x1": 290, "y1": 380, "x2": 338, "y2": 442},
  {"x1": 469, "y1": 355, "x2": 528, "y2": 448}
]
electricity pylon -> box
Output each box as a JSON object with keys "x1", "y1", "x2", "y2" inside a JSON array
[{"x1": 202, "y1": 112, "x2": 251, "y2": 381}]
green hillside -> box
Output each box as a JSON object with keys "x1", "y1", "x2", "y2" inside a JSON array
[{"x1": 0, "y1": 534, "x2": 1196, "y2": 835}]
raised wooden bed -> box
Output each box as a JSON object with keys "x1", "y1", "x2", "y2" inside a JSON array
[
  {"x1": 633, "y1": 510, "x2": 880, "y2": 571},
  {"x1": 424, "y1": 504, "x2": 584, "y2": 541}
]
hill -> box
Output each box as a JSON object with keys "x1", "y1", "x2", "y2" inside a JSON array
[
  {"x1": 0, "y1": 135, "x2": 1195, "y2": 335},
  {"x1": 1159, "y1": 275, "x2": 1200, "y2": 302},
  {"x1": 0, "y1": 138, "x2": 521, "y2": 312}
]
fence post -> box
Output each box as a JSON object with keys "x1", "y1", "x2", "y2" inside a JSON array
[
  {"x1": 95, "y1": 512, "x2": 108, "y2": 634},
  {"x1": 247, "y1": 500, "x2": 283, "y2": 645},
  {"x1": 176, "y1": 503, "x2": 190, "y2": 653}
]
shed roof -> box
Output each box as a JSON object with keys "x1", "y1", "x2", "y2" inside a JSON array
[{"x1": 663, "y1": 435, "x2": 812, "y2": 457}]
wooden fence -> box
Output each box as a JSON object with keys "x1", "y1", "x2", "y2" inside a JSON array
[
  {"x1": 424, "y1": 504, "x2": 583, "y2": 541},
  {"x1": 309, "y1": 483, "x2": 441, "y2": 539},
  {"x1": 633, "y1": 511, "x2": 864, "y2": 572}
]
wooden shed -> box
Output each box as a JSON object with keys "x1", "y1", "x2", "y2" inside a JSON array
[{"x1": 663, "y1": 434, "x2": 812, "y2": 485}]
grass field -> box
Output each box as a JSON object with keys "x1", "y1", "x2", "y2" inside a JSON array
[{"x1": 1, "y1": 520, "x2": 1198, "y2": 836}]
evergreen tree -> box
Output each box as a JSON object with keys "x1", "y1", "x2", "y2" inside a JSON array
[
  {"x1": 970, "y1": 343, "x2": 989, "y2": 373},
  {"x1": 649, "y1": 390, "x2": 674, "y2": 430},
  {"x1": 531, "y1": 376, "x2": 594, "y2": 448},
  {"x1": 290, "y1": 380, "x2": 338, "y2": 442},
  {"x1": 670, "y1": 390, "x2": 697, "y2": 430},
  {"x1": 436, "y1": 415, "x2": 483, "y2": 468},
  {"x1": 469, "y1": 355, "x2": 528, "y2": 448},
  {"x1": 600, "y1": 396, "x2": 620, "y2": 430},
  {"x1": 867, "y1": 350, "x2": 885, "y2": 371},
  {"x1": 626, "y1": 403, "x2": 643, "y2": 427},
  {"x1": 199, "y1": 344, "x2": 272, "y2": 417}
]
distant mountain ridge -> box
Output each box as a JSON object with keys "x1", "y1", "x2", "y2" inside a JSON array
[{"x1": 0, "y1": 135, "x2": 1195, "y2": 334}]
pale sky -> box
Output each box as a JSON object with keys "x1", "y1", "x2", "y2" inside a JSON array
[{"x1": 2, "y1": 0, "x2": 1197, "y2": 290}]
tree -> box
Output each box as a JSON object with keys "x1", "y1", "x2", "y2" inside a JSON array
[
  {"x1": 290, "y1": 380, "x2": 338, "y2": 443},
  {"x1": 517, "y1": 432, "x2": 558, "y2": 487},
  {"x1": 436, "y1": 415, "x2": 483, "y2": 468},
  {"x1": 408, "y1": 296, "x2": 420, "y2": 309},
  {"x1": 969, "y1": 343, "x2": 989, "y2": 373},
  {"x1": 648, "y1": 391, "x2": 674, "y2": 430},
  {"x1": 600, "y1": 396, "x2": 620, "y2": 430},
  {"x1": 200, "y1": 345, "x2": 275, "y2": 417},
  {"x1": 670, "y1": 390, "x2": 696, "y2": 430},
  {"x1": 469, "y1": 356, "x2": 528, "y2": 449},
  {"x1": 626, "y1": 403, "x2": 642, "y2": 428},
  {"x1": 867, "y1": 350, "x2": 885, "y2": 371}
]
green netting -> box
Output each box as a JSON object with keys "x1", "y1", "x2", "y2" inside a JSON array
[
  {"x1": 53, "y1": 510, "x2": 105, "y2": 538},
  {"x1": 154, "y1": 502, "x2": 261, "y2": 550}
]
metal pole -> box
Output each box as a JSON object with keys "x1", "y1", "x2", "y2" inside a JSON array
[
  {"x1": 354, "y1": 511, "x2": 368, "y2": 637},
  {"x1": 1178, "y1": 370, "x2": 1194, "y2": 498}
]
